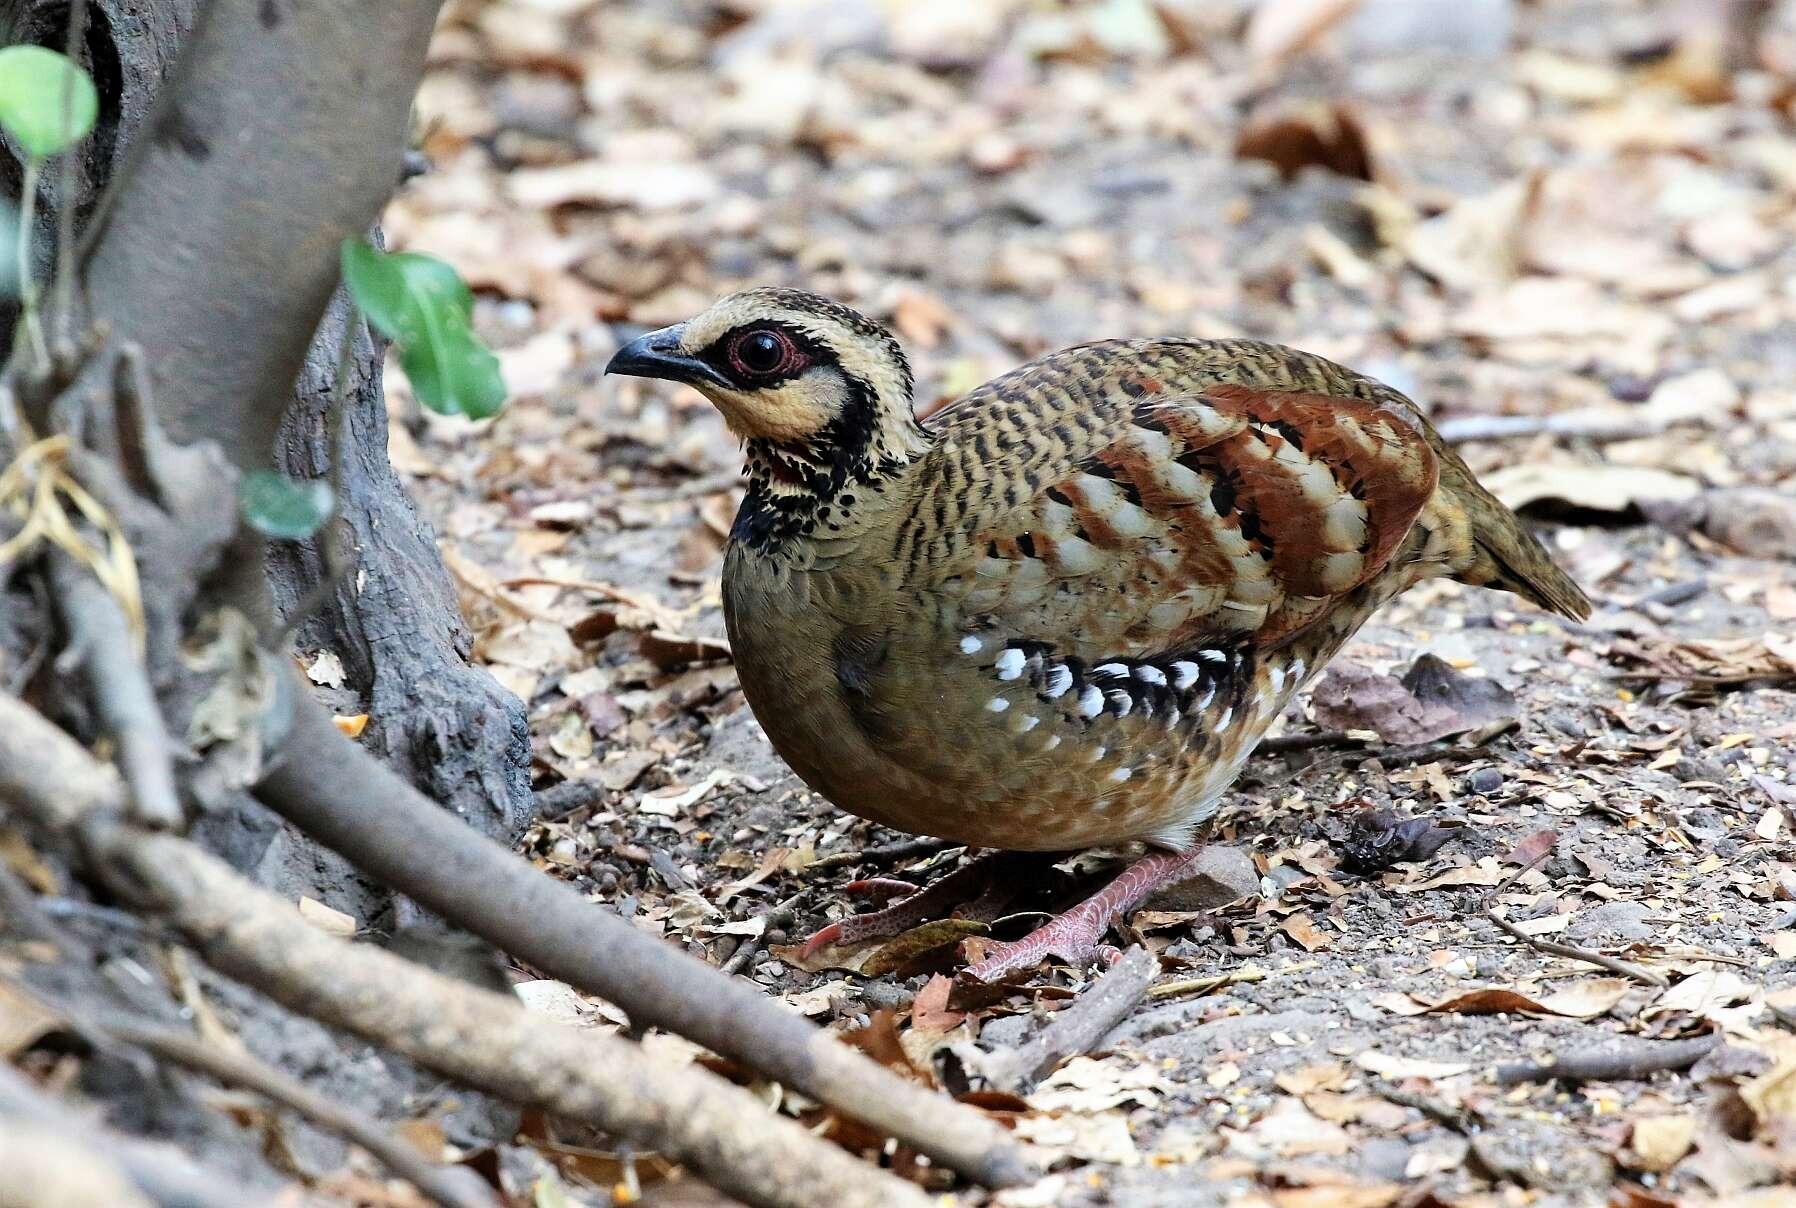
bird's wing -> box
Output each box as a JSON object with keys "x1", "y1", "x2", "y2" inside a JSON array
[{"x1": 897, "y1": 340, "x2": 1440, "y2": 659}]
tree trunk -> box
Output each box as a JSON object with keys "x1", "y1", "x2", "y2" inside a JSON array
[{"x1": 1, "y1": 0, "x2": 531, "y2": 846}]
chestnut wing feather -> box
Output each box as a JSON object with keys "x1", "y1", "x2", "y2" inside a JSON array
[{"x1": 918, "y1": 381, "x2": 1438, "y2": 658}]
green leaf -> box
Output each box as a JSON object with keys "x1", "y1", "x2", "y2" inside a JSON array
[
  {"x1": 0, "y1": 46, "x2": 99, "y2": 158},
  {"x1": 239, "y1": 470, "x2": 333, "y2": 540},
  {"x1": 340, "y1": 238, "x2": 506, "y2": 419}
]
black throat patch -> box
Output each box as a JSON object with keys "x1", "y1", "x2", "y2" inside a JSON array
[{"x1": 731, "y1": 374, "x2": 914, "y2": 551}]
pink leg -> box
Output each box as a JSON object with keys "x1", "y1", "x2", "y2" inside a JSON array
[
  {"x1": 800, "y1": 851, "x2": 1033, "y2": 959},
  {"x1": 963, "y1": 847, "x2": 1208, "y2": 983}
]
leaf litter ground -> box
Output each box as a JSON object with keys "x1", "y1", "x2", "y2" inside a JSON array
[{"x1": 372, "y1": 1, "x2": 1796, "y2": 1203}]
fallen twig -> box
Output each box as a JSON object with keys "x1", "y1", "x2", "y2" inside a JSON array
[
  {"x1": 0, "y1": 1061, "x2": 261, "y2": 1208},
  {"x1": 1370, "y1": 1079, "x2": 1481, "y2": 1134},
  {"x1": 1359, "y1": 718, "x2": 1521, "y2": 771},
  {"x1": 980, "y1": 946, "x2": 1158, "y2": 1095},
  {"x1": 1484, "y1": 852, "x2": 1667, "y2": 988},
  {"x1": 1146, "y1": 964, "x2": 1270, "y2": 1000},
  {"x1": 99, "y1": 1015, "x2": 496, "y2": 1208},
  {"x1": 0, "y1": 693, "x2": 939, "y2": 1208},
  {"x1": 1494, "y1": 1034, "x2": 1719, "y2": 1085},
  {"x1": 102, "y1": 829, "x2": 927, "y2": 1208},
  {"x1": 254, "y1": 687, "x2": 1031, "y2": 1189},
  {"x1": 1256, "y1": 729, "x2": 1362, "y2": 756},
  {"x1": 721, "y1": 889, "x2": 808, "y2": 977},
  {"x1": 1268, "y1": 717, "x2": 1518, "y2": 787},
  {"x1": 808, "y1": 836, "x2": 960, "y2": 874}
]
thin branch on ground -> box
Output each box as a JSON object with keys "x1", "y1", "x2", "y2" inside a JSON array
[
  {"x1": 721, "y1": 888, "x2": 808, "y2": 976},
  {"x1": 96, "y1": 1014, "x2": 496, "y2": 1208},
  {"x1": 0, "y1": 1062, "x2": 262, "y2": 1208},
  {"x1": 1147, "y1": 964, "x2": 1270, "y2": 1000},
  {"x1": 1370, "y1": 1079, "x2": 1482, "y2": 1134},
  {"x1": 1494, "y1": 1034, "x2": 1719, "y2": 1085},
  {"x1": 980, "y1": 946, "x2": 1158, "y2": 1095},
  {"x1": 1270, "y1": 718, "x2": 1519, "y2": 787},
  {"x1": 0, "y1": 859, "x2": 63, "y2": 945},
  {"x1": 49, "y1": 556, "x2": 184, "y2": 828},
  {"x1": 808, "y1": 836, "x2": 961, "y2": 874},
  {"x1": 253, "y1": 688, "x2": 1032, "y2": 1190},
  {"x1": 1256, "y1": 729, "x2": 1363, "y2": 756},
  {"x1": 1483, "y1": 853, "x2": 1667, "y2": 988}
]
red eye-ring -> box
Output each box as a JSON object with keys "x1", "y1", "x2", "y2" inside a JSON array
[{"x1": 729, "y1": 329, "x2": 801, "y2": 378}]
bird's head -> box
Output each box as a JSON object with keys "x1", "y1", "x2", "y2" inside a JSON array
[{"x1": 604, "y1": 288, "x2": 930, "y2": 487}]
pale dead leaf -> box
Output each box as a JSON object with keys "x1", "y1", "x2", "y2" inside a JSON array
[
  {"x1": 1482, "y1": 463, "x2": 1702, "y2": 514},
  {"x1": 303, "y1": 650, "x2": 347, "y2": 689},
  {"x1": 1353, "y1": 1051, "x2": 1471, "y2": 1080},
  {"x1": 297, "y1": 896, "x2": 357, "y2": 938},
  {"x1": 1245, "y1": 0, "x2": 1362, "y2": 66},
  {"x1": 0, "y1": 980, "x2": 63, "y2": 1057},
  {"x1": 1630, "y1": 1116, "x2": 1697, "y2": 1172},
  {"x1": 1404, "y1": 173, "x2": 1540, "y2": 291}
]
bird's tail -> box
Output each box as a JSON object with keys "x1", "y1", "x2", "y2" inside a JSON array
[{"x1": 1433, "y1": 446, "x2": 1592, "y2": 621}]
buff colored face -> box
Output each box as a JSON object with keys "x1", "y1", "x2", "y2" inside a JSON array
[{"x1": 605, "y1": 291, "x2": 907, "y2": 444}]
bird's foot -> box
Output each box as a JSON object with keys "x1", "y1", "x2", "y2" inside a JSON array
[
  {"x1": 962, "y1": 847, "x2": 1209, "y2": 983},
  {"x1": 800, "y1": 850, "x2": 1034, "y2": 959}
]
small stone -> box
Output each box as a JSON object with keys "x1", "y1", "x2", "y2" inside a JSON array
[
  {"x1": 1143, "y1": 846, "x2": 1260, "y2": 911},
  {"x1": 1467, "y1": 767, "x2": 1504, "y2": 795},
  {"x1": 1566, "y1": 901, "x2": 1656, "y2": 944}
]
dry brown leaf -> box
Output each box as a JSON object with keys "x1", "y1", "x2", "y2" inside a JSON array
[
  {"x1": 1391, "y1": 857, "x2": 1506, "y2": 893},
  {"x1": 1236, "y1": 102, "x2": 1372, "y2": 182},
  {"x1": 0, "y1": 980, "x2": 64, "y2": 1057},
  {"x1": 1376, "y1": 978, "x2": 1631, "y2": 1021},
  {"x1": 910, "y1": 974, "x2": 964, "y2": 1033},
  {"x1": 1281, "y1": 913, "x2": 1332, "y2": 952}
]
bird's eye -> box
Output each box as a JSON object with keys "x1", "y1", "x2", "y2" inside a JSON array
[{"x1": 729, "y1": 329, "x2": 798, "y2": 379}]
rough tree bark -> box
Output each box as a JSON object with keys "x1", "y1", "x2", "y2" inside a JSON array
[{"x1": 0, "y1": 0, "x2": 531, "y2": 850}]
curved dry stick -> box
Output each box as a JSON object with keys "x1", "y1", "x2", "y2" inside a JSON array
[
  {"x1": 1495, "y1": 1035, "x2": 1719, "y2": 1085},
  {"x1": 95, "y1": 826, "x2": 928, "y2": 1208},
  {"x1": 0, "y1": 694, "x2": 931, "y2": 1208},
  {"x1": 0, "y1": 1062, "x2": 262, "y2": 1208},
  {"x1": 97, "y1": 1017, "x2": 495, "y2": 1208},
  {"x1": 255, "y1": 689, "x2": 1033, "y2": 1190}
]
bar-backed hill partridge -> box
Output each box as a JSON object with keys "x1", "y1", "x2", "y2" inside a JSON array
[{"x1": 607, "y1": 288, "x2": 1590, "y2": 983}]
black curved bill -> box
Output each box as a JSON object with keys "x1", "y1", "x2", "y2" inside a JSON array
[{"x1": 604, "y1": 323, "x2": 730, "y2": 389}]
